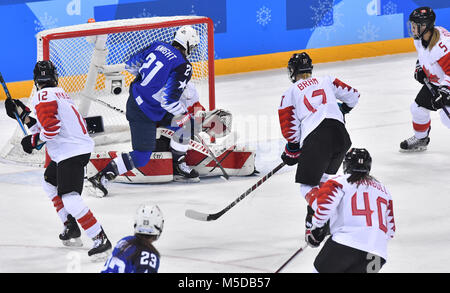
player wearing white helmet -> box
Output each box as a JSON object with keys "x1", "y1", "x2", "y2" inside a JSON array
[
  {"x1": 102, "y1": 204, "x2": 164, "y2": 273},
  {"x1": 87, "y1": 25, "x2": 202, "y2": 197},
  {"x1": 172, "y1": 25, "x2": 200, "y2": 58}
]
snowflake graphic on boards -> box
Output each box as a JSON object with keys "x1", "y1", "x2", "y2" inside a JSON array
[
  {"x1": 358, "y1": 22, "x2": 380, "y2": 42},
  {"x1": 34, "y1": 12, "x2": 58, "y2": 32},
  {"x1": 256, "y1": 5, "x2": 272, "y2": 27},
  {"x1": 137, "y1": 8, "x2": 157, "y2": 18},
  {"x1": 382, "y1": 1, "x2": 397, "y2": 20},
  {"x1": 310, "y1": 0, "x2": 344, "y2": 40}
]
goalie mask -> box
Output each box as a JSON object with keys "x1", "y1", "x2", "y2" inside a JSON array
[
  {"x1": 408, "y1": 7, "x2": 435, "y2": 40},
  {"x1": 33, "y1": 60, "x2": 58, "y2": 88},
  {"x1": 343, "y1": 148, "x2": 372, "y2": 175},
  {"x1": 287, "y1": 52, "x2": 313, "y2": 83},
  {"x1": 134, "y1": 204, "x2": 164, "y2": 239},
  {"x1": 173, "y1": 25, "x2": 200, "y2": 58}
]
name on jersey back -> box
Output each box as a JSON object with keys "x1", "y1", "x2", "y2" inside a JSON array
[{"x1": 297, "y1": 78, "x2": 319, "y2": 91}]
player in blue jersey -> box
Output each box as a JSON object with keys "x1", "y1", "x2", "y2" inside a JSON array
[
  {"x1": 101, "y1": 203, "x2": 164, "y2": 273},
  {"x1": 87, "y1": 25, "x2": 201, "y2": 197}
]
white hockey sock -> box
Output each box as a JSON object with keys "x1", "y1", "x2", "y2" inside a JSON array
[
  {"x1": 410, "y1": 102, "x2": 431, "y2": 139},
  {"x1": 113, "y1": 155, "x2": 130, "y2": 175},
  {"x1": 170, "y1": 138, "x2": 189, "y2": 153},
  {"x1": 43, "y1": 180, "x2": 68, "y2": 224},
  {"x1": 61, "y1": 192, "x2": 102, "y2": 238}
]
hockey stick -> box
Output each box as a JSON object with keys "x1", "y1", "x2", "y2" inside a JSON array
[
  {"x1": 0, "y1": 72, "x2": 45, "y2": 150},
  {"x1": 424, "y1": 77, "x2": 450, "y2": 119},
  {"x1": 275, "y1": 243, "x2": 308, "y2": 273},
  {"x1": 194, "y1": 134, "x2": 230, "y2": 180},
  {"x1": 208, "y1": 144, "x2": 236, "y2": 174},
  {"x1": 185, "y1": 161, "x2": 286, "y2": 221},
  {"x1": 0, "y1": 72, "x2": 28, "y2": 135}
]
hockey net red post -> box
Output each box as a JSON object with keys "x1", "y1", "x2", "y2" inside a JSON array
[{"x1": 1, "y1": 16, "x2": 215, "y2": 166}]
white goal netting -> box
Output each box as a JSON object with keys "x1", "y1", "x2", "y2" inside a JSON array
[{"x1": 1, "y1": 16, "x2": 215, "y2": 167}]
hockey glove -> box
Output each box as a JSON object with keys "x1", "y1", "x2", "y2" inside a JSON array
[
  {"x1": 338, "y1": 102, "x2": 352, "y2": 115},
  {"x1": 414, "y1": 60, "x2": 426, "y2": 85},
  {"x1": 21, "y1": 133, "x2": 40, "y2": 154},
  {"x1": 281, "y1": 142, "x2": 301, "y2": 166},
  {"x1": 5, "y1": 99, "x2": 31, "y2": 123},
  {"x1": 305, "y1": 223, "x2": 329, "y2": 248},
  {"x1": 305, "y1": 205, "x2": 329, "y2": 248},
  {"x1": 435, "y1": 85, "x2": 450, "y2": 107}
]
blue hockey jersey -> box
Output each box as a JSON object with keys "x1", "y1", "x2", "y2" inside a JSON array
[
  {"x1": 101, "y1": 236, "x2": 160, "y2": 273},
  {"x1": 126, "y1": 41, "x2": 193, "y2": 122}
]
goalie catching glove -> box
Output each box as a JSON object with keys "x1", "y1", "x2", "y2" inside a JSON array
[{"x1": 198, "y1": 109, "x2": 232, "y2": 138}]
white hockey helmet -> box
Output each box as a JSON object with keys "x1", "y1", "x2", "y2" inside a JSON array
[
  {"x1": 173, "y1": 25, "x2": 200, "y2": 57},
  {"x1": 134, "y1": 204, "x2": 164, "y2": 239}
]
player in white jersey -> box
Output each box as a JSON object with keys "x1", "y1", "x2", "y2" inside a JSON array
[
  {"x1": 5, "y1": 61, "x2": 111, "y2": 259},
  {"x1": 278, "y1": 52, "x2": 360, "y2": 241},
  {"x1": 400, "y1": 6, "x2": 450, "y2": 152},
  {"x1": 305, "y1": 148, "x2": 395, "y2": 273}
]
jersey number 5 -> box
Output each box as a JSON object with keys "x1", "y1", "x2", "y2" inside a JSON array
[{"x1": 304, "y1": 89, "x2": 327, "y2": 113}]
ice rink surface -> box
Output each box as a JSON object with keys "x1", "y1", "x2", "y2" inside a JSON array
[{"x1": 0, "y1": 52, "x2": 449, "y2": 273}]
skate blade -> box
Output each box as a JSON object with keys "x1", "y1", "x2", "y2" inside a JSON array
[
  {"x1": 399, "y1": 146, "x2": 428, "y2": 153},
  {"x1": 84, "y1": 183, "x2": 107, "y2": 198},
  {"x1": 173, "y1": 176, "x2": 200, "y2": 183},
  {"x1": 62, "y1": 238, "x2": 83, "y2": 247},
  {"x1": 89, "y1": 250, "x2": 111, "y2": 263}
]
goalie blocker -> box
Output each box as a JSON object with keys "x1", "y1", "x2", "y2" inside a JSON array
[{"x1": 85, "y1": 127, "x2": 256, "y2": 184}]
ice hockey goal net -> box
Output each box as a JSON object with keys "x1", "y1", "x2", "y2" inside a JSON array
[{"x1": 1, "y1": 16, "x2": 215, "y2": 166}]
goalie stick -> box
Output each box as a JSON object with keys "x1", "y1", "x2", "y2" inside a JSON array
[
  {"x1": 0, "y1": 72, "x2": 45, "y2": 150},
  {"x1": 275, "y1": 243, "x2": 308, "y2": 273},
  {"x1": 194, "y1": 134, "x2": 230, "y2": 180},
  {"x1": 424, "y1": 77, "x2": 450, "y2": 119},
  {"x1": 185, "y1": 162, "x2": 286, "y2": 221}
]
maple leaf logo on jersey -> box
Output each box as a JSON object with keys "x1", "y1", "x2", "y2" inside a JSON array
[{"x1": 423, "y1": 66, "x2": 439, "y2": 83}]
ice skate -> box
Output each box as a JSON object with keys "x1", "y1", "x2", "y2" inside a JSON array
[
  {"x1": 88, "y1": 228, "x2": 112, "y2": 262},
  {"x1": 59, "y1": 215, "x2": 83, "y2": 247},
  {"x1": 399, "y1": 135, "x2": 430, "y2": 152},
  {"x1": 86, "y1": 171, "x2": 116, "y2": 198},
  {"x1": 173, "y1": 155, "x2": 200, "y2": 183}
]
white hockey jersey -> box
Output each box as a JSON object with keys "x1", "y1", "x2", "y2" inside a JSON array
[
  {"x1": 416, "y1": 26, "x2": 450, "y2": 88},
  {"x1": 309, "y1": 174, "x2": 395, "y2": 261},
  {"x1": 30, "y1": 87, "x2": 94, "y2": 163},
  {"x1": 278, "y1": 75, "x2": 359, "y2": 147}
]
